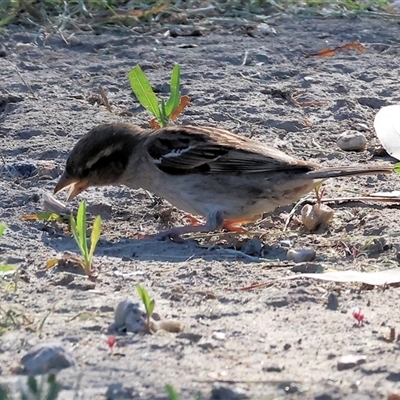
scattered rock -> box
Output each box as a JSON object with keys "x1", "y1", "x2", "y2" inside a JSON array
[
  {"x1": 358, "y1": 97, "x2": 386, "y2": 109},
  {"x1": 326, "y1": 293, "x2": 339, "y2": 310},
  {"x1": 337, "y1": 131, "x2": 367, "y2": 151},
  {"x1": 20, "y1": 342, "x2": 75, "y2": 374},
  {"x1": 291, "y1": 263, "x2": 320, "y2": 274},
  {"x1": 262, "y1": 364, "x2": 284, "y2": 373},
  {"x1": 337, "y1": 354, "x2": 366, "y2": 371},
  {"x1": 177, "y1": 333, "x2": 203, "y2": 343},
  {"x1": 287, "y1": 248, "x2": 316, "y2": 263},
  {"x1": 365, "y1": 237, "x2": 388, "y2": 256},
  {"x1": 241, "y1": 238, "x2": 262, "y2": 256},
  {"x1": 105, "y1": 383, "x2": 134, "y2": 400},
  {"x1": 283, "y1": 343, "x2": 291, "y2": 351},
  {"x1": 0, "y1": 45, "x2": 6, "y2": 57},
  {"x1": 211, "y1": 384, "x2": 249, "y2": 400},
  {"x1": 301, "y1": 203, "x2": 334, "y2": 231},
  {"x1": 87, "y1": 203, "x2": 113, "y2": 220},
  {"x1": 278, "y1": 382, "x2": 302, "y2": 394},
  {"x1": 352, "y1": 122, "x2": 369, "y2": 132},
  {"x1": 212, "y1": 332, "x2": 226, "y2": 341},
  {"x1": 266, "y1": 296, "x2": 289, "y2": 308}
]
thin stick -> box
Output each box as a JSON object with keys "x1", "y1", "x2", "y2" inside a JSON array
[{"x1": 7, "y1": 60, "x2": 37, "y2": 99}]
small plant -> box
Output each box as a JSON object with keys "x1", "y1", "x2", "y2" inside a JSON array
[
  {"x1": 0, "y1": 374, "x2": 61, "y2": 400},
  {"x1": 69, "y1": 201, "x2": 102, "y2": 277},
  {"x1": 352, "y1": 308, "x2": 364, "y2": 326},
  {"x1": 0, "y1": 224, "x2": 6, "y2": 241},
  {"x1": 314, "y1": 182, "x2": 326, "y2": 204},
  {"x1": 45, "y1": 201, "x2": 101, "y2": 278},
  {"x1": 136, "y1": 284, "x2": 155, "y2": 332},
  {"x1": 106, "y1": 335, "x2": 116, "y2": 354},
  {"x1": 127, "y1": 64, "x2": 189, "y2": 128},
  {"x1": 165, "y1": 384, "x2": 203, "y2": 400},
  {"x1": 0, "y1": 224, "x2": 16, "y2": 288}
]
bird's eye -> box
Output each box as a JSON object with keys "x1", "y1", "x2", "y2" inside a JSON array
[{"x1": 81, "y1": 168, "x2": 90, "y2": 178}]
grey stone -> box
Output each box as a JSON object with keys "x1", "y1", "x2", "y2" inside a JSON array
[{"x1": 21, "y1": 342, "x2": 75, "y2": 374}]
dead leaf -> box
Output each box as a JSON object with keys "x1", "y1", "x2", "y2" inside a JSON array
[
  {"x1": 239, "y1": 267, "x2": 400, "y2": 291},
  {"x1": 149, "y1": 119, "x2": 160, "y2": 129},
  {"x1": 20, "y1": 212, "x2": 63, "y2": 222},
  {"x1": 305, "y1": 40, "x2": 365, "y2": 58},
  {"x1": 128, "y1": 3, "x2": 169, "y2": 17},
  {"x1": 170, "y1": 95, "x2": 191, "y2": 121},
  {"x1": 46, "y1": 259, "x2": 59, "y2": 269},
  {"x1": 46, "y1": 254, "x2": 83, "y2": 270}
]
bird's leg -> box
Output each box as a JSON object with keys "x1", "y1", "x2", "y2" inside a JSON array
[
  {"x1": 222, "y1": 215, "x2": 262, "y2": 233},
  {"x1": 183, "y1": 214, "x2": 204, "y2": 226},
  {"x1": 138, "y1": 211, "x2": 224, "y2": 243}
]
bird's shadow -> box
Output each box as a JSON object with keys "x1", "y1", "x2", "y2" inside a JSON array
[{"x1": 40, "y1": 228, "x2": 278, "y2": 264}]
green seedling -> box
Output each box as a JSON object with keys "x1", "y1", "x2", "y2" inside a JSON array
[
  {"x1": 0, "y1": 224, "x2": 5, "y2": 240},
  {"x1": 394, "y1": 162, "x2": 400, "y2": 174},
  {"x1": 0, "y1": 373, "x2": 62, "y2": 400},
  {"x1": 136, "y1": 284, "x2": 155, "y2": 332},
  {"x1": 69, "y1": 201, "x2": 102, "y2": 278},
  {"x1": 128, "y1": 64, "x2": 189, "y2": 128},
  {"x1": 0, "y1": 224, "x2": 16, "y2": 287},
  {"x1": 165, "y1": 384, "x2": 203, "y2": 400}
]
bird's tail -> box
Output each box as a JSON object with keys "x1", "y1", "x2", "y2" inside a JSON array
[{"x1": 305, "y1": 164, "x2": 393, "y2": 180}]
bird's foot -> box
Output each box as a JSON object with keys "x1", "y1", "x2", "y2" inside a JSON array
[
  {"x1": 183, "y1": 214, "x2": 204, "y2": 226},
  {"x1": 222, "y1": 217, "x2": 261, "y2": 233}
]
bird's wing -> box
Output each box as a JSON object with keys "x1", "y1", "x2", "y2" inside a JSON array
[{"x1": 145, "y1": 126, "x2": 315, "y2": 175}]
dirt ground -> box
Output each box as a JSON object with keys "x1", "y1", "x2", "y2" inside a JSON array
[{"x1": 1, "y1": 13, "x2": 400, "y2": 400}]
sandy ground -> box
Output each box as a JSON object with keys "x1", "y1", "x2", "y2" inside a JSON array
[{"x1": 1, "y1": 13, "x2": 400, "y2": 400}]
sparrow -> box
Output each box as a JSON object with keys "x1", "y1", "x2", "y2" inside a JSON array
[{"x1": 54, "y1": 122, "x2": 393, "y2": 240}]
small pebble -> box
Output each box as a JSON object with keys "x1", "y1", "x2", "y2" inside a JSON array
[
  {"x1": 241, "y1": 238, "x2": 262, "y2": 256},
  {"x1": 337, "y1": 131, "x2": 367, "y2": 151},
  {"x1": 301, "y1": 203, "x2": 334, "y2": 231},
  {"x1": 287, "y1": 248, "x2": 316, "y2": 263},
  {"x1": 105, "y1": 383, "x2": 134, "y2": 400},
  {"x1": 212, "y1": 332, "x2": 226, "y2": 341},
  {"x1": 326, "y1": 292, "x2": 339, "y2": 310},
  {"x1": 337, "y1": 354, "x2": 366, "y2": 371},
  {"x1": 262, "y1": 364, "x2": 284, "y2": 373},
  {"x1": 353, "y1": 122, "x2": 369, "y2": 132},
  {"x1": 291, "y1": 263, "x2": 320, "y2": 273}
]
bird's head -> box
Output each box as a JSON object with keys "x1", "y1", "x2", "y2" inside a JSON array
[{"x1": 54, "y1": 123, "x2": 145, "y2": 201}]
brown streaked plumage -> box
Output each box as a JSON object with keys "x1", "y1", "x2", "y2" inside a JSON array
[{"x1": 54, "y1": 122, "x2": 393, "y2": 241}]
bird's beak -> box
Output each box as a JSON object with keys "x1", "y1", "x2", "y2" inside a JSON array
[{"x1": 54, "y1": 172, "x2": 89, "y2": 201}]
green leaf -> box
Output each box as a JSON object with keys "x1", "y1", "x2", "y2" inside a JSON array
[
  {"x1": 136, "y1": 284, "x2": 153, "y2": 315},
  {"x1": 0, "y1": 224, "x2": 5, "y2": 240},
  {"x1": 0, "y1": 14, "x2": 15, "y2": 28},
  {"x1": 76, "y1": 201, "x2": 89, "y2": 264},
  {"x1": 27, "y1": 376, "x2": 38, "y2": 394},
  {"x1": 0, "y1": 384, "x2": 11, "y2": 400},
  {"x1": 45, "y1": 374, "x2": 62, "y2": 400},
  {"x1": 128, "y1": 66, "x2": 161, "y2": 121},
  {"x1": 148, "y1": 299, "x2": 155, "y2": 317},
  {"x1": 0, "y1": 265, "x2": 15, "y2": 274},
  {"x1": 165, "y1": 384, "x2": 179, "y2": 400},
  {"x1": 394, "y1": 162, "x2": 400, "y2": 174},
  {"x1": 88, "y1": 216, "x2": 102, "y2": 265},
  {"x1": 70, "y1": 214, "x2": 83, "y2": 256},
  {"x1": 165, "y1": 65, "x2": 181, "y2": 118}
]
